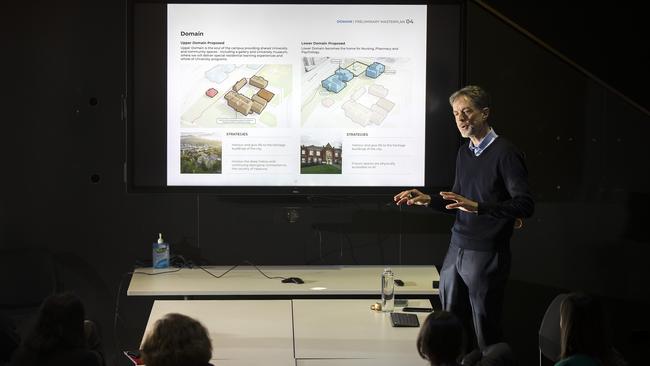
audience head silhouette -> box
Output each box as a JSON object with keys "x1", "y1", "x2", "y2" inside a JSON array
[
  {"x1": 558, "y1": 292, "x2": 625, "y2": 366},
  {"x1": 10, "y1": 291, "x2": 103, "y2": 366},
  {"x1": 27, "y1": 292, "x2": 86, "y2": 351},
  {"x1": 417, "y1": 310, "x2": 464, "y2": 365},
  {"x1": 141, "y1": 312, "x2": 213, "y2": 366}
]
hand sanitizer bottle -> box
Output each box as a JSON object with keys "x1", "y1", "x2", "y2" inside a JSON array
[
  {"x1": 381, "y1": 267, "x2": 395, "y2": 312},
  {"x1": 152, "y1": 233, "x2": 170, "y2": 269}
]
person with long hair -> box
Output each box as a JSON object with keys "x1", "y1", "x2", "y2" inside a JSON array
[
  {"x1": 556, "y1": 293, "x2": 626, "y2": 366},
  {"x1": 10, "y1": 292, "x2": 103, "y2": 366},
  {"x1": 140, "y1": 313, "x2": 213, "y2": 366}
]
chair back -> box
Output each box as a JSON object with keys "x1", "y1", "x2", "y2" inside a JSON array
[{"x1": 539, "y1": 293, "x2": 567, "y2": 362}]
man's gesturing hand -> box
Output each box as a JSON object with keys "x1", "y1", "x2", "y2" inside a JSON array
[
  {"x1": 393, "y1": 189, "x2": 431, "y2": 206},
  {"x1": 440, "y1": 191, "x2": 478, "y2": 213}
]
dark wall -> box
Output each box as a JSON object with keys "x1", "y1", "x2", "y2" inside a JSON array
[
  {"x1": 466, "y1": 1, "x2": 650, "y2": 299},
  {"x1": 481, "y1": 0, "x2": 650, "y2": 113},
  {"x1": 466, "y1": 2, "x2": 650, "y2": 363},
  {"x1": 3, "y1": 1, "x2": 649, "y2": 365}
]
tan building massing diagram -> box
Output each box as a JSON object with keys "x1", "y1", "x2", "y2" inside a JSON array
[{"x1": 221, "y1": 75, "x2": 275, "y2": 116}]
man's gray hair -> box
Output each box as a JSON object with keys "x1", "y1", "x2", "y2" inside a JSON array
[{"x1": 449, "y1": 85, "x2": 491, "y2": 110}]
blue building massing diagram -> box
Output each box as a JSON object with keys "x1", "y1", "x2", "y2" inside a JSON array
[{"x1": 321, "y1": 61, "x2": 385, "y2": 93}]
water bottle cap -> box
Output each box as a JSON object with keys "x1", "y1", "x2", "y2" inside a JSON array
[
  {"x1": 384, "y1": 267, "x2": 392, "y2": 273},
  {"x1": 157, "y1": 233, "x2": 164, "y2": 243}
]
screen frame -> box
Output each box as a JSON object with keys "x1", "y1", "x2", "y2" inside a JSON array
[{"x1": 125, "y1": 0, "x2": 465, "y2": 196}]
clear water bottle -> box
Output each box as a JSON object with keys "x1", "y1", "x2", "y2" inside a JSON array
[{"x1": 381, "y1": 267, "x2": 395, "y2": 312}]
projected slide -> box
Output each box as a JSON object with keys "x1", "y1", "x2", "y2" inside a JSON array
[{"x1": 167, "y1": 4, "x2": 426, "y2": 187}]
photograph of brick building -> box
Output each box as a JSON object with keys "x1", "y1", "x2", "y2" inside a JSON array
[{"x1": 300, "y1": 142, "x2": 342, "y2": 174}]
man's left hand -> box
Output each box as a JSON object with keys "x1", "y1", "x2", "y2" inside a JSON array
[{"x1": 439, "y1": 191, "x2": 478, "y2": 213}]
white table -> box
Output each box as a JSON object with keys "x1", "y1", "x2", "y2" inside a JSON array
[
  {"x1": 143, "y1": 300, "x2": 295, "y2": 365},
  {"x1": 142, "y1": 299, "x2": 432, "y2": 365},
  {"x1": 297, "y1": 360, "x2": 428, "y2": 366},
  {"x1": 292, "y1": 299, "x2": 430, "y2": 361},
  {"x1": 128, "y1": 265, "x2": 438, "y2": 297}
]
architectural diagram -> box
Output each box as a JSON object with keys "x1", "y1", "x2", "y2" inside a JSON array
[
  {"x1": 179, "y1": 64, "x2": 291, "y2": 128},
  {"x1": 321, "y1": 61, "x2": 384, "y2": 93},
  {"x1": 301, "y1": 58, "x2": 406, "y2": 128},
  {"x1": 223, "y1": 75, "x2": 275, "y2": 116}
]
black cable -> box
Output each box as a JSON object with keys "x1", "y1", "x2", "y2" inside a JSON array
[
  {"x1": 305, "y1": 234, "x2": 392, "y2": 265},
  {"x1": 398, "y1": 202, "x2": 403, "y2": 265},
  {"x1": 317, "y1": 228, "x2": 325, "y2": 264},
  {"x1": 196, "y1": 261, "x2": 287, "y2": 280},
  {"x1": 342, "y1": 232, "x2": 359, "y2": 265},
  {"x1": 132, "y1": 259, "x2": 294, "y2": 280},
  {"x1": 132, "y1": 268, "x2": 183, "y2": 275},
  {"x1": 343, "y1": 232, "x2": 392, "y2": 265},
  {"x1": 195, "y1": 263, "x2": 239, "y2": 278},
  {"x1": 244, "y1": 260, "x2": 288, "y2": 280}
]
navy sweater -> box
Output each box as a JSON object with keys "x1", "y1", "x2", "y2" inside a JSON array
[{"x1": 431, "y1": 137, "x2": 534, "y2": 251}]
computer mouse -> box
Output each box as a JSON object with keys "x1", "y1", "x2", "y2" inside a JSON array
[
  {"x1": 394, "y1": 279, "x2": 404, "y2": 286},
  {"x1": 281, "y1": 277, "x2": 304, "y2": 284}
]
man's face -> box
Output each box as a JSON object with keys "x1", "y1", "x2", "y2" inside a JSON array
[{"x1": 452, "y1": 96, "x2": 488, "y2": 139}]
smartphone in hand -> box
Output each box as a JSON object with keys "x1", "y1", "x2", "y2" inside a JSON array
[{"x1": 123, "y1": 350, "x2": 144, "y2": 365}]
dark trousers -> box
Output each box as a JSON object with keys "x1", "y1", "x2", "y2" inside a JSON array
[{"x1": 439, "y1": 244, "x2": 511, "y2": 350}]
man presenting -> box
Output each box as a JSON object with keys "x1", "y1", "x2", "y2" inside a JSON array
[{"x1": 394, "y1": 85, "x2": 534, "y2": 350}]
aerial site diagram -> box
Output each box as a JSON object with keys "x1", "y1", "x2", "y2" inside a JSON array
[
  {"x1": 179, "y1": 64, "x2": 292, "y2": 128},
  {"x1": 301, "y1": 57, "x2": 410, "y2": 128}
]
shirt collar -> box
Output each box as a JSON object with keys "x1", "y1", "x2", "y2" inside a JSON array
[{"x1": 468, "y1": 128, "x2": 498, "y2": 156}]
